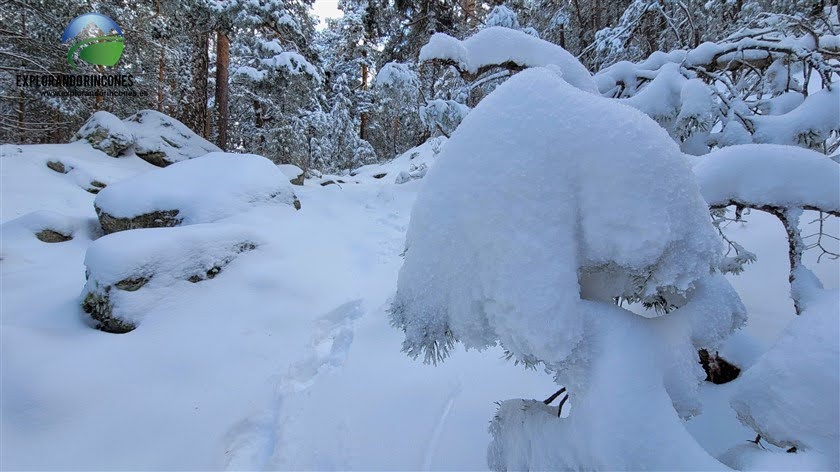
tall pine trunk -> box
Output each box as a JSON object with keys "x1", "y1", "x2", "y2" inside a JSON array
[{"x1": 215, "y1": 31, "x2": 230, "y2": 151}]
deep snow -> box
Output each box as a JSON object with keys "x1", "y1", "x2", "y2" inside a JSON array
[{"x1": 1, "y1": 134, "x2": 838, "y2": 469}]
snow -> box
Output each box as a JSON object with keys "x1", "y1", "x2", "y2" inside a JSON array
[
  {"x1": 393, "y1": 67, "x2": 723, "y2": 365},
  {"x1": 750, "y1": 86, "x2": 840, "y2": 148},
  {"x1": 1, "y1": 137, "x2": 564, "y2": 469},
  {"x1": 419, "y1": 27, "x2": 598, "y2": 93},
  {"x1": 277, "y1": 163, "x2": 303, "y2": 180},
  {"x1": 0, "y1": 142, "x2": 157, "y2": 222},
  {"x1": 693, "y1": 144, "x2": 840, "y2": 212},
  {"x1": 94, "y1": 152, "x2": 299, "y2": 224},
  {"x1": 728, "y1": 286, "x2": 839, "y2": 470}
]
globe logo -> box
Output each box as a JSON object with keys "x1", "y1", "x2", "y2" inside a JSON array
[{"x1": 62, "y1": 13, "x2": 124, "y2": 69}]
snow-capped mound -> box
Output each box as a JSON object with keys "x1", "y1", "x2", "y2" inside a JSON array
[
  {"x1": 123, "y1": 110, "x2": 220, "y2": 167},
  {"x1": 94, "y1": 152, "x2": 300, "y2": 234},
  {"x1": 728, "y1": 288, "x2": 839, "y2": 469},
  {"x1": 82, "y1": 224, "x2": 263, "y2": 333},
  {"x1": 694, "y1": 144, "x2": 840, "y2": 212},
  {"x1": 392, "y1": 67, "x2": 722, "y2": 365},
  {"x1": 419, "y1": 27, "x2": 598, "y2": 93},
  {"x1": 74, "y1": 111, "x2": 135, "y2": 157}
]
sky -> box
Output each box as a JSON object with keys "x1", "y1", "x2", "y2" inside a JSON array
[{"x1": 313, "y1": 0, "x2": 342, "y2": 28}]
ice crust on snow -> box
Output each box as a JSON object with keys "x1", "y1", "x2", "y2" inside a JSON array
[
  {"x1": 94, "y1": 152, "x2": 299, "y2": 224},
  {"x1": 694, "y1": 144, "x2": 840, "y2": 212},
  {"x1": 419, "y1": 27, "x2": 598, "y2": 93}
]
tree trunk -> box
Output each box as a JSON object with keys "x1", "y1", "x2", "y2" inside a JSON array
[
  {"x1": 192, "y1": 30, "x2": 209, "y2": 135},
  {"x1": 360, "y1": 62, "x2": 368, "y2": 140},
  {"x1": 215, "y1": 31, "x2": 230, "y2": 151},
  {"x1": 18, "y1": 10, "x2": 25, "y2": 143}
]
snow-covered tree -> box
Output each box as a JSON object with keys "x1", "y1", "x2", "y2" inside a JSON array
[{"x1": 391, "y1": 66, "x2": 747, "y2": 470}]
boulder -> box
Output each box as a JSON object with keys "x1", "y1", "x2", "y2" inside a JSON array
[
  {"x1": 123, "y1": 110, "x2": 220, "y2": 167},
  {"x1": 278, "y1": 164, "x2": 305, "y2": 185},
  {"x1": 74, "y1": 111, "x2": 135, "y2": 157},
  {"x1": 94, "y1": 152, "x2": 300, "y2": 234},
  {"x1": 82, "y1": 224, "x2": 261, "y2": 333}
]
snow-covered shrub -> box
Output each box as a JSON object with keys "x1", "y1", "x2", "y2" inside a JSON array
[
  {"x1": 123, "y1": 110, "x2": 220, "y2": 167},
  {"x1": 391, "y1": 67, "x2": 746, "y2": 469},
  {"x1": 94, "y1": 152, "x2": 300, "y2": 234},
  {"x1": 81, "y1": 224, "x2": 262, "y2": 333},
  {"x1": 74, "y1": 111, "x2": 135, "y2": 158},
  {"x1": 419, "y1": 99, "x2": 469, "y2": 138},
  {"x1": 483, "y1": 5, "x2": 520, "y2": 30}
]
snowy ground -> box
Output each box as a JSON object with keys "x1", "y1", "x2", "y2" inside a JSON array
[{"x1": 1, "y1": 140, "x2": 837, "y2": 470}]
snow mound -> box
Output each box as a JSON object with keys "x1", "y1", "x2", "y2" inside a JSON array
[
  {"x1": 94, "y1": 152, "x2": 300, "y2": 234},
  {"x1": 419, "y1": 27, "x2": 598, "y2": 93},
  {"x1": 82, "y1": 223, "x2": 263, "y2": 332},
  {"x1": 728, "y1": 286, "x2": 839, "y2": 469},
  {"x1": 74, "y1": 111, "x2": 135, "y2": 157},
  {"x1": 694, "y1": 144, "x2": 840, "y2": 212},
  {"x1": 123, "y1": 110, "x2": 220, "y2": 167},
  {"x1": 392, "y1": 67, "x2": 722, "y2": 366}
]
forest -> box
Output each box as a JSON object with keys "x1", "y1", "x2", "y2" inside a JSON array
[{"x1": 1, "y1": 0, "x2": 838, "y2": 470}]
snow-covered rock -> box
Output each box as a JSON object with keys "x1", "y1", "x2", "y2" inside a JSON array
[
  {"x1": 693, "y1": 144, "x2": 840, "y2": 212},
  {"x1": 419, "y1": 27, "x2": 598, "y2": 94},
  {"x1": 94, "y1": 152, "x2": 300, "y2": 234},
  {"x1": 278, "y1": 163, "x2": 304, "y2": 185},
  {"x1": 81, "y1": 224, "x2": 263, "y2": 333},
  {"x1": 74, "y1": 111, "x2": 135, "y2": 157},
  {"x1": 123, "y1": 110, "x2": 220, "y2": 167}
]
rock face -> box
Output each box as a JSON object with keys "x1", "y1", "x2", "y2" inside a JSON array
[
  {"x1": 74, "y1": 111, "x2": 135, "y2": 157},
  {"x1": 35, "y1": 229, "x2": 73, "y2": 243},
  {"x1": 93, "y1": 152, "x2": 300, "y2": 234},
  {"x1": 95, "y1": 207, "x2": 181, "y2": 234},
  {"x1": 81, "y1": 224, "x2": 262, "y2": 333},
  {"x1": 123, "y1": 110, "x2": 220, "y2": 167}
]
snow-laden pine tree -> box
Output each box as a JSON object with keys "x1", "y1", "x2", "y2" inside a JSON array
[{"x1": 390, "y1": 64, "x2": 748, "y2": 469}]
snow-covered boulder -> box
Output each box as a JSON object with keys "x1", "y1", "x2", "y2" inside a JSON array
[
  {"x1": 74, "y1": 111, "x2": 135, "y2": 157},
  {"x1": 81, "y1": 224, "x2": 262, "y2": 333},
  {"x1": 93, "y1": 152, "x2": 300, "y2": 234},
  {"x1": 123, "y1": 110, "x2": 220, "y2": 167},
  {"x1": 0, "y1": 211, "x2": 83, "y2": 245},
  {"x1": 278, "y1": 164, "x2": 304, "y2": 185}
]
